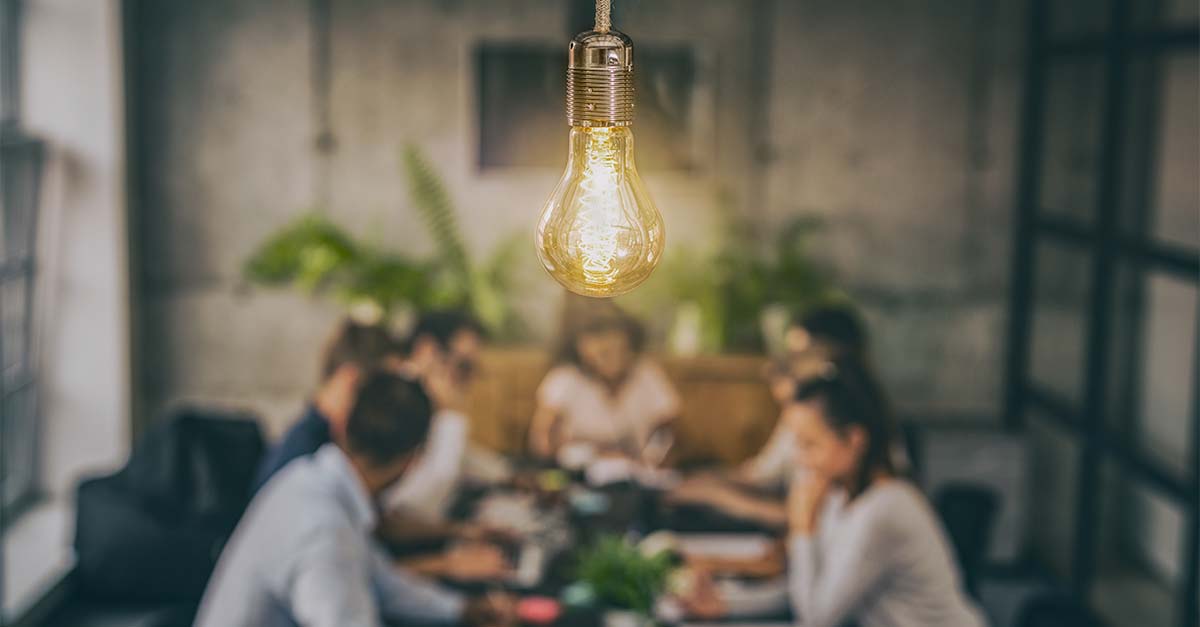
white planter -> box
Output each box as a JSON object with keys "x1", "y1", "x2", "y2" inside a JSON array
[{"x1": 603, "y1": 609, "x2": 654, "y2": 627}]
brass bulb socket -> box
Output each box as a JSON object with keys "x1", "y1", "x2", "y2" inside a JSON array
[{"x1": 566, "y1": 30, "x2": 635, "y2": 127}]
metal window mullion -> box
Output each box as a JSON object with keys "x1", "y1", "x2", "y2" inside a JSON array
[
  {"x1": 1112, "y1": 28, "x2": 1166, "y2": 487},
  {"x1": 1070, "y1": 0, "x2": 1131, "y2": 601},
  {"x1": 21, "y1": 140, "x2": 41, "y2": 507},
  {"x1": 1003, "y1": 0, "x2": 1050, "y2": 430},
  {"x1": 1027, "y1": 382, "x2": 1191, "y2": 502},
  {"x1": 1180, "y1": 311, "x2": 1199, "y2": 627},
  {"x1": 0, "y1": 0, "x2": 19, "y2": 125},
  {"x1": 1046, "y1": 25, "x2": 1200, "y2": 57}
]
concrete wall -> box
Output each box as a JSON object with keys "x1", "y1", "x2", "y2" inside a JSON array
[{"x1": 130, "y1": 0, "x2": 1025, "y2": 435}]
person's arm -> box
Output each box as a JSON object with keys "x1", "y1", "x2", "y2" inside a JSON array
[
  {"x1": 714, "y1": 489, "x2": 788, "y2": 529},
  {"x1": 735, "y1": 419, "x2": 794, "y2": 488},
  {"x1": 635, "y1": 361, "x2": 681, "y2": 452},
  {"x1": 287, "y1": 527, "x2": 381, "y2": 627},
  {"x1": 377, "y1": 508, "x2": 458, "y2": 547},
  {"x1": 368, "y1": 540, "x2": 466, "y2": 623},
  {"x1": 530, "y1": 367, "x2": 573, "y2": 458},
  {"x1": 528, "y1": 404, "x2": 563, "y2": 459},
  {"x1": 787, "y1": 491, "x2": 895, "y2": 627},
  {"x1": 666, "y1": 479, "x2": 787, "y2": 530},
  {"x1": 396, "y1": 542, "x2": 511, "y2": 582}
]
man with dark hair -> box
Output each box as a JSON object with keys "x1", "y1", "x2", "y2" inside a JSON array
[
  {"x1": 253, "y1": 310, "x2": 485, "y2": 494},
  {"x1": 196, "y1": 372, "x2": 514, "y2": 627},
  {"x1": 401, "y1": 309, "x2": 487, "y2": 358},
  {"x1": 251, "y1": 312, "x2": 508, "y2": 581},
  {"x1": 251, "y1": 320, "x2": 401, "y2": 492}
]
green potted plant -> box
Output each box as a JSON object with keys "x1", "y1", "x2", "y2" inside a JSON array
[
  {"x1": 574, "y1": 535, "x2": 674, "y2": 626},
  {"x1": 242, "y1": 145, "x2": 527, "y2": 339}
]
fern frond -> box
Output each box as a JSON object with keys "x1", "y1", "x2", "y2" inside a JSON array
[{"x1": 402, "y1": 145, "x2": 472, "y2": 282}]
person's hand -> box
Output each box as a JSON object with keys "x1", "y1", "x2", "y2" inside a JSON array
[
  {"x1": 423, "y1": 361, "x2": 469, "y2": 415},
  {"x1": 787, "y1": 472, "x2": 829, "y2": 537},
  {"x1": 462, "y1": 592, "x2": 517, "y2": 627},
  {"x1": 665, "y1": 475, "x2": 726, "y2": 506},
  {"x1": 677, "y1": 568, "x2": 726, "y2": 620},
  {"x1": 442, "y1": 542, "x2": 511, "y2": 582},
  {"x1": 455, "y1": 521, "x2": 521, "y2": 545}
]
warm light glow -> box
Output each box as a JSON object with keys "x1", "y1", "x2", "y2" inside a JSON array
[
  {"x1": 536, "y1": 126, "x2": 665, "y2": 298},
  {"x1": 576, "y1": 128, "x2": 622, "y2": 283}
]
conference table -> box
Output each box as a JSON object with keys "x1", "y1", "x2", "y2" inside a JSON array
[{"x1": 408, "y1": 462, "x2": 792, "y2": 627}]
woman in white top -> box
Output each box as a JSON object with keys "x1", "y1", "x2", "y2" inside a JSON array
[
  {"x1": 784, "y1": 358, "x2": 986, "y2": 627},
  {"x1": 529, "y1": 298, "x2": 680, "y2": 460}
]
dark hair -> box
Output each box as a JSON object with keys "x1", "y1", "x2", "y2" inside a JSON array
[
  {"x1": 552, "y1": 296, "x2": 646, "y2": 368},
  {"x1": 344, "y1": 371, "x2": 433, "y2": 466},
  {"x1": 794, "y1": 357, "x2": 895, "y2": 498},
  {"x1": 321, "y1": 319, "x2": 403, "y2": 381},
  {"x1": 792, "y1": 304, "x2": 868, "y2": 358},
  {"x1": 403, "y1": 309, "x2": 485, "y2": 354}
]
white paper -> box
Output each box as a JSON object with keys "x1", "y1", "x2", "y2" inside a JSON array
[{"x1": 675, "y1": 533, "x2": 775, "y2": 560}]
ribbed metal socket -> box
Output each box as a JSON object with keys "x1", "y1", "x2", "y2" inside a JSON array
[{"x1": 566, "y1": 30, "x2": 635, "y2": 127}]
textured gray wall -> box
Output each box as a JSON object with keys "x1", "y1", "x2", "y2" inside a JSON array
[{"x1": 131, "y1": 0, "x2": 1025, "y2": 435}]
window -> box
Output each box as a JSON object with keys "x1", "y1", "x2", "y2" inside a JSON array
[
  {"x1": 1005, "y1": 2, "x2": 1198, "y2": 626},
  {"x1": 0, "y1": 0, "x2": 43, "y2": 522}
]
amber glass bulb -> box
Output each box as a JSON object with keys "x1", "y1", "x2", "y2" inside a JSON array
[{"x1": 535, "y1": 125, "x2": 665, "y2": 297}]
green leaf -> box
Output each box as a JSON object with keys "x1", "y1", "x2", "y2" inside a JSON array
[
  {"x1": 575, "y1": 535, "x2": 671, "y2": 613},
  {"x1": 402, "y1": 145, "x2": 472, "y2": 286},
  {"x1": 243, "y1": 214, "x2": 359, "y2": 293}
]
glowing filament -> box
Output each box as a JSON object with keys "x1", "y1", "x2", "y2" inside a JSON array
[{"x1": 575, "y1": 129, "x2": 623, "y2": 283}]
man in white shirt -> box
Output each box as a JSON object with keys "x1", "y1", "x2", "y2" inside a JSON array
[
  {"x1": 195, "y1": 372, "x2": 513, "y2": 627},
  {"x1": 383, "y1": 310, "x2": 487, "y2": 521}
]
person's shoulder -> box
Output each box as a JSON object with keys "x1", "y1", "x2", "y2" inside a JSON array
[
  {"x1": 857, "y1": 479, "x2": 930, "y2": 524},
  {"x1": 274, "y1": 406, "x2": 332, "y2": 453},
  {"x1": 545, "y1": 363, "x2": 583, "y2": 379},
  {"x1": 540, "y1": 363, "x2": 586, "y2": 390},
  {"x1": 630, "y1": 358, "x2": 673, "y2": 386},
  {"x1": 632, "y1": 356, "x2": 666, "y2": 375},
  {"x1": 255, "y1": 457, "x2": 356, "y2": 531},
  {"x1": 250, "y1": 407, "x2": 331, "y2": 492}
]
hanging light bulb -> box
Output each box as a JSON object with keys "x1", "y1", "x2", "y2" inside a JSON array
[{"x1": 535, "y1": 1, "x2": 665, "y2": 298}]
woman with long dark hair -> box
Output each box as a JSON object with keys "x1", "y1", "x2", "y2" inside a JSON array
[{"x1": 785, "y1": 358, "x2": 985, "y2": 627}]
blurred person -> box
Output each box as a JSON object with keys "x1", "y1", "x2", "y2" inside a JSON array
[
  {"x1": 782, "y1": 358, "x2": 983, "y2": 627},
  {"x1": 381, "y1": 309, "x2": 487, "y2": 521},
  {"x1": 528, "y1": 296, "x2": 680, "y2": 462},
  {"x1": 667, "y1": 304, "x2": 870, "y2": 529},
  {"x1": 253, "y1": 314, "x2": 509, "y2": 581},
  {"x1": 741, "y1": 304, "x2": 870, "y2": 487},
  {"x1": 195, "y1": 372, "x2": 515, "y2": 627},
  {"x1": 250, "y1": 319, "x2": 399, "y2": 493}
]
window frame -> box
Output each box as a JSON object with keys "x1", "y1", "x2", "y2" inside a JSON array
[
  {"x1": 0, "y1": 0, "x2": 44, "y2": 527},
  {"x1": 1003, "y1": 1, "x2": 1199, "y2": 625}
]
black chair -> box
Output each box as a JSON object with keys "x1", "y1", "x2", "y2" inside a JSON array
[
  {"x1": 1016, "y1": 593, "x2": 1105, "y2": 627},
  {"x1": 934, "y1": 482, "x2": 999, "y2": 597},
  {"x1": 71, "y1": 407, "x2": 265, "y2": 617}
]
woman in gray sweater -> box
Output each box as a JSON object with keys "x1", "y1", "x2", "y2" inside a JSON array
[{"x1": 785, "y1": 359, "x2": 986, "y2": 627}]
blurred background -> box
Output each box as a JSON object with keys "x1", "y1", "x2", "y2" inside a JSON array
[{"x1": 0, "y1": 0, "x2": 1196, "y2": 626}]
